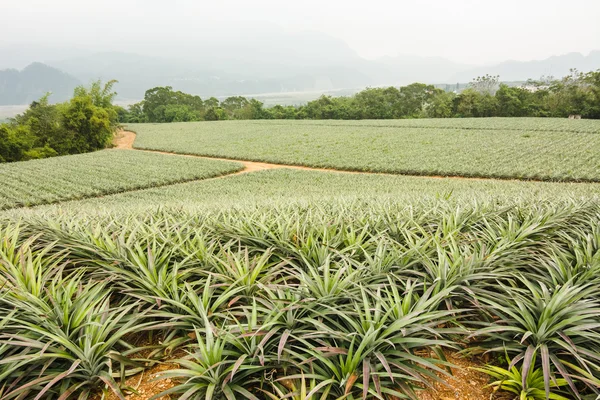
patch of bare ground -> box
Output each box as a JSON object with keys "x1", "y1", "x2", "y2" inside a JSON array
[
  {"x1": 99, "y1": 349, "x2": 498, "y2": 400},
  {"x1": 113, "y1": 130, "x2": 137, "y2": 149},
  {"x1": 416, "y1": 351, "x2": 496, "y2": 400},
  {"x1": 104, "y1": 361, "x2": 178, "y2": 400}
]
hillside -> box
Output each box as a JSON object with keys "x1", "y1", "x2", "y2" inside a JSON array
[
  {"x1": 450, "y1": 50, "x2": 600, "y2": 82},
  {"x1": 1, "y1": 37, "x2": 599, "y2": 103},
  {"x1": 0, "y1": 62, "x2": 80, "y2": 105}
]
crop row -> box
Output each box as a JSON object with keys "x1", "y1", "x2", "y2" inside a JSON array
[
  {"x1": 7, "y1": 169, "x2": 599, "y2": 219},
  {"x1": 244, "y1": 117, "x2": 600, "y2": 134},
  {"x1": 1, "y1": 200, "x2": 599, "y2": 399},
  {"x1": 0, "y1": 150, "x2": 242, "y2": 210},
  {"x1": 131, "y1": 120, "x2": 600, "y2": 182}
]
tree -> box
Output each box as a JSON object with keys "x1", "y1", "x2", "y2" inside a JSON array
[
  {"x1": 204, "y1": 107, "x2": 228, "y2": 121},
  {"x1": 398, "y1": 83, "x2": 440, "y2": 118},
  {"x1": 61, "y1": 89, "x2": 114, "y2": 153},
  {"x1": 424, "y1": 92, "x2": 455, "y2": 118},
  {"x1": 0, "y1": 124, "x2": 32, "y2": 162},
  {"x1": 496, "y1": 84, "x2": 533, "y2": 117},
  {"x1": 354, "y1": 88, "x2": 400, "y2": 119},
  {"x1": 221, "y1": 96, "x2": 250, "y2": 119},
  {"x1": 142, "y1": 86, "x2": 203, "y2": 122},
  {"x1": 582, "y1": 70, "x2": 600, "y2": 118},
  {"x1": 0, "y1": 80, "x2": 118, "y2": 163},
  {"x1": 469, "y1": 74, "x2": 500, "y2": 95}
]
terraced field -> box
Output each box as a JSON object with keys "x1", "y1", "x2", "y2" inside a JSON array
[
  {"x1": 131, "y1": 118, "x2": 600, "y2": 181},
  {"x1": 0, "y1": 149, "x2": 242, "y2": 209}
]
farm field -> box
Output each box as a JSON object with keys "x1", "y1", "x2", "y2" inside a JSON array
[
  {"x1": 253, "y1": 117, "x2": 600, "y2": 133},
  {"x1": 131, "y1": 118, "x2": 600, "y2": 181},
  {"x1": 2, "y1": 200, "x2": 600, "y2": 399},
  {"x1": 2, "y1": 118, "x2": 600, "y2": 400},
  {"x1": 0, "y1": 149, "x2": 242, "y2": 210},
  {"x1": 7, "y1": 168, "x2": 600, "y2": 218}
]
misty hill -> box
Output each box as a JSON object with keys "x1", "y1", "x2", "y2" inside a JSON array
[
  {"x1": 0, "y1": 63, "x2": 81, "y2": 105},
  {"x1": 450, "y1": 51, "x2": 600, "y2": 82},
  {"x1": 50, "y1": 48, "x2": 599, "y2": 101},
  {"x1": 46, "y1": 29, "x2": 377, "y2": 100},
  {"x1": 1, "y1": 27, "x2": 599, "y2": 104}
]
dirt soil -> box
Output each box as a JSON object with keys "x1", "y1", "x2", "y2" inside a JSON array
[
  {"x1": 104, "y1": 361, "x2": 178, "y2": 400},
  {"x1": 113, "y1": 130, "x2": 137, "y2": 149},
  {"x1": 416, "y1": 351, "x2": 496, "y2": 400},
  {"x1": 100, "y1": 348, "x2": 496, "y2": 400}
]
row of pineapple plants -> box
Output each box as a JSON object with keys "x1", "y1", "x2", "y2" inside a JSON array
[{"x1": 1, "y1": 200, "x2": 599, "y2": 399}]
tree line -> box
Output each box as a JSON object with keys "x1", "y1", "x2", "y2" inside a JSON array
[
  {"x1": 118, "y1": 69, "x2": 600, "y2": 123},
  {"x1": 2, "y1": 69, "x2": 599, "y2": 163},
  {"x1": 0, "y1": 81, "x2": 118, "y2": 163}
]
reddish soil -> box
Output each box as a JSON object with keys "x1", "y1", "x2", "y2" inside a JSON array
[
  {"x1": 104, "y1": 361, "x2": 178, "y2": 400},
  {"x1": 101, "y1": 350, "x2": 496, "y2": 400},
  {"x1": 113, "y1": 130, "x2": 137, "y2": 149},
  {"x1": 416, "y1": 351, "x2": 496, "y2": 400}
]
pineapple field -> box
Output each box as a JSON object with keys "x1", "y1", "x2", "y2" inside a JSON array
[
  {"x1": 0, "y1": 150, "x2": 242, "y2": 210},
  {"x1": 1, "y1": 118, "x2": 600, "y2": 399},
  {"x1": 131, "y1": 119, "x2": 600, "y2": 182}
]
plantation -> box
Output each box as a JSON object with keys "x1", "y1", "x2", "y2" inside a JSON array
[
  {"x1": 0, "y1": 149, "x2": 242, "y2": 210},
  {"x1": 253, "y1": 117, "x2": 600, "y2": 134},
  {"x1": 1, "y1": 117, "x2": 600, "y2": 400},
  {"x1": 1, "y1": 200, "x2": 600, "y2": 399},
  {"x1": 7, "y1": 169, "x2": 600, "y2": 218},
  {"x1": 131, "y1": 119, "x2": 600, "y2": 181}
]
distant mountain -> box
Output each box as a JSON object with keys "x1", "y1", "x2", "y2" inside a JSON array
[
  {"x1": 48, "y1": 48, "x2": 598, "y2": 102},
  {"x1": 371, "y1": 55, "x2": 472, "y2": 85},
  {"x1": 1, "y1": 31, "x2": 599, "y2": 105},
  {"x1": 449, "y1": 51, "x2": 600, "y2": 82},
  {"x1": 0, "y1": 63, "x2": 81, "y2": 105},
  {"x1": 50, "y1": 50, "x2": 375, "y2": 100}
]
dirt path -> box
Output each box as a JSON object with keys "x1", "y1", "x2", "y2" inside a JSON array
[
  {"x1": 114, "y1": 130, "x2": 137, "y2": 149},
  {"x1": 114, "y1": 130, "x2": 520, "y2": 182}
]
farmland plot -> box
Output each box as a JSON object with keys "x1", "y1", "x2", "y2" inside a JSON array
[
  {"x1": 0, "y1": 149, "x2": 242, "y2": 209},
  {"x1": 7, "y1": 169, "x2": 599, "y2": 219},
  {"x1": 1, "y1": 200, "x2": 600, "y2": 399},
  {"x1": 131, "y1": 118, "x2": 600, "y2": 181}
]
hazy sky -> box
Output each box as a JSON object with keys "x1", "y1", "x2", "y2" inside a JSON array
[{"x1": 1, "y1": 0, "x2": 599, "y2": 65}]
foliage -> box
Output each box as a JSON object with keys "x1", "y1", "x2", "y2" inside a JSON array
[
  {"x1": 118, "y1": 69, "x2": 600, "y2": 123},
  {"x1": 473, "y1": 279, "x2": 600, "y2": 398},
  {"x1": 0, "y1": 80, "x2": 119, "y2": 163},
  {"x1": 1, "y1": 199, "x2": 600, "y2": 399},
  {"x1": 478, "y1": 353, "x2": 571, "y2": 400}
]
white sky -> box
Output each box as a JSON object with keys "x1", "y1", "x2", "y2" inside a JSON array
[{"x1": 1, "y1": 0, "x2": 599, "y2": 65}]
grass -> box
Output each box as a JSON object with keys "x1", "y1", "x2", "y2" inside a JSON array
[
  {"x1": 0, "y1": 149, "x2": 242, "y2": 210},
  {"x1": 130, "y1": 119, "x2": 600, "y2": 181},
  {"x1": 1, "y1": 200, "x2": 599, "y2": 399}
]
